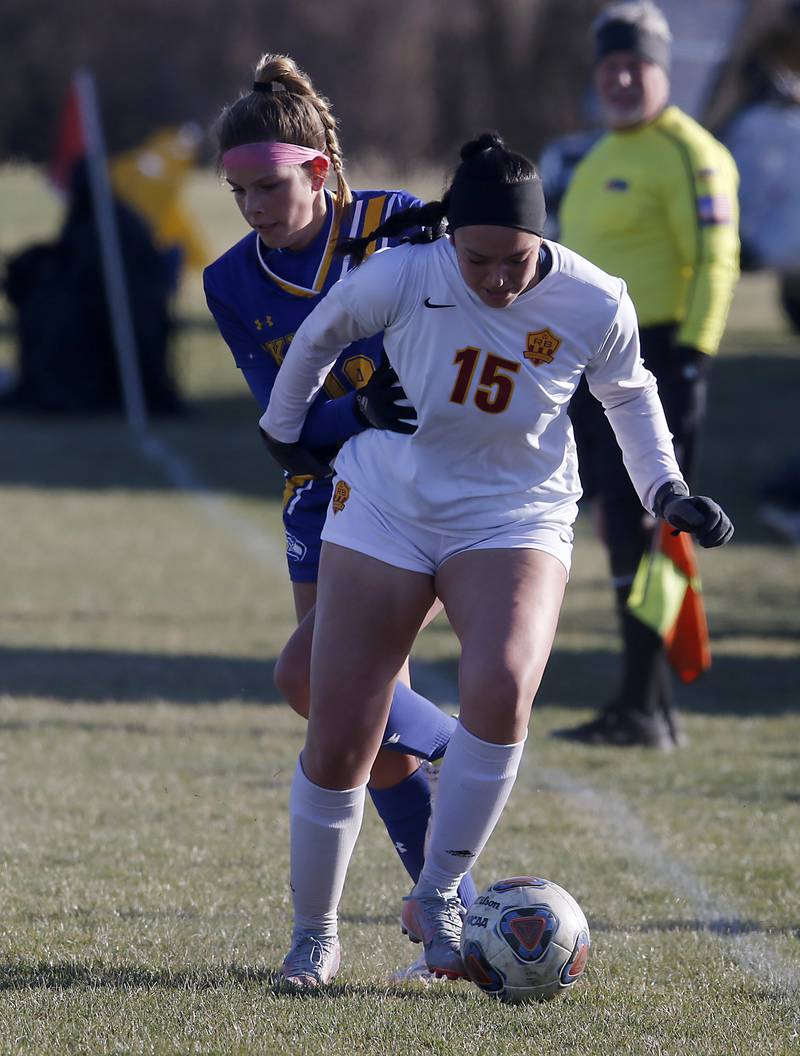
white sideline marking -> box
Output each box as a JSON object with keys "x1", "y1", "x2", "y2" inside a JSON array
[
  {"x1": 539, "y1": 767, "x2": 799, "y2": 995},
  {"x1": 138, "y1": 434, "x2": 286, "y2": 571},
  {"x1": 410, "y1": 663, "x2": 799, "y2": 996}
]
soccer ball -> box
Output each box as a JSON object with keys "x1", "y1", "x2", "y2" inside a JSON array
[{"x1": 460, "y1": 876, "x2": 590, "y2": 1002}]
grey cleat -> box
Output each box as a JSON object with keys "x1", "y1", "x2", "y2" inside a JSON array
[
  {"x1": 279, "y1": 934, "x2": 341, "y2": 990},
  {"x1": 401, "y1": 885, "x2": 467, "y2": 980}
]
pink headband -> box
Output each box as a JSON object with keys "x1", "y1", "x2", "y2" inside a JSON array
[{"x1": 222, "y1": 141, "x2": 330, "y2": 174}]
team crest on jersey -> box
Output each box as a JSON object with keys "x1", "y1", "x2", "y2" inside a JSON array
[
  {"x1": 332, "y1": 480, "x2": 351, "y2": 514},
  {"x1": 524, "y1": 329, "x2": 561, "y2": 367}
]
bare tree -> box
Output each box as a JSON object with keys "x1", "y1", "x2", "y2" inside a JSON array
[{"x1": 0, "y1": 0, "x2": 598, "y2": 167}]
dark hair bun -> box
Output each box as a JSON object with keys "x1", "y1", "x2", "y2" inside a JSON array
[{"x1": 460, "y1": 132, "x2": 505, "y2": 161}]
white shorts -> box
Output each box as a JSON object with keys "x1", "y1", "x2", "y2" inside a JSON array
[{"x1": 320, "y1": 477, "x2": 574, "y2": 576}]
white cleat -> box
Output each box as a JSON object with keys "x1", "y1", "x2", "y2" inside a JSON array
[
  {"x1": 419, "y1": 756, "x2": 442, "y2": 800},
  {"x1": 279, "y1": 934, "x2": 341, "y2": 990},
  {"x1": 389, "y1": 950, "x2": 446, "y2": 985}
]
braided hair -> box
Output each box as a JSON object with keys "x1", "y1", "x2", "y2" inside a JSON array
[{"x1": 213, "y1": 53, "x2": 352, "y2": 211}]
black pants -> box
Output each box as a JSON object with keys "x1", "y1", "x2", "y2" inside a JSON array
[{"x1": 569, "y1": 325, "x2": 711, "y2": 716}]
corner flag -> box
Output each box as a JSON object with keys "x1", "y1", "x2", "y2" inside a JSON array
[
  {"x1": 47, "y1": 71, "x2": 149, "y2": 434},
  {"x1": 50, "y1": 80, "x2": 85, "y2": 193},
  {"x1": 627, "y1": 523, "x2": 711, "y2": 683}
]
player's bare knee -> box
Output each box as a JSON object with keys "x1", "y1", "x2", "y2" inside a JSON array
[
  {"x1": 274, "y1": 651, "x2": 310, "y2": 718},
  {"x1": 470, "y1": 665, "x2": 524, "y2": 706},
  {"x1": 302, "y1": 741, "x2": 371, "y2": 790},
  {"x1": 461, "y1": 666, "x2": 535, "y2": 735}
]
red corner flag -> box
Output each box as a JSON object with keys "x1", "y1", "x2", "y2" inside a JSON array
[
  {"x1": 50, "y1": 78, "x2": 85, "y2": 192},
  {"x1": 627, "y1": 522, "x2": 711, "y2": 683}
]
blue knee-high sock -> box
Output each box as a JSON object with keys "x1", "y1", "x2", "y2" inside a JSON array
[
  {"x1": 381, "y1": 682, "x2": 456, "y2": 761},
  {"x1": 368, "y1": 767, "x2": 478, "y2": 909},
  {"x1": 369, "y1": 767, "x2": 430, "y2": 883}
]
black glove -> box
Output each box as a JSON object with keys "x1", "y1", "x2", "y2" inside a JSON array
[
  {"x1": 354, "y1": 357, "x2": 417, "y2": 434},
  {"x1": 653, "y1": 481, "x2": 734, "y2": 548},
  {"x1": 259, "y1": 427, "x2": 333, "y2": 478},
  {"x1": 674, "y1": 345, "x2": 711, "y2": 382}
]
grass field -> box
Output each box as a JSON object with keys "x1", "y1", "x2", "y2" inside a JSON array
[{"x1": 0, "y1": 166, "x2": 798, "y2": 1055}]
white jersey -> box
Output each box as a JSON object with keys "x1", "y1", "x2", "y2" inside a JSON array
[{"x1": 263, "y1": 237, "x2": 683, "y2": 533}]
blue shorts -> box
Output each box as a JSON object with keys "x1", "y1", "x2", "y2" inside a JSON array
[{"x1": 282, "y1": 474, "x2": 332, "y2": 583}]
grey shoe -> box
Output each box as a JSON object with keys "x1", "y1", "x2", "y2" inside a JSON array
[
  {"x1": 401, "y1": 885, "x2": 466, "y2": 980},
  {"x1": 279, "y1": 934, "x2": 341, "y2": 990}
]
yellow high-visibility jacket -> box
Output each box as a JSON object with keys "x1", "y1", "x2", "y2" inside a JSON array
[{"x1": 560, "y1": 106, "x2": 740, "y2": 355}]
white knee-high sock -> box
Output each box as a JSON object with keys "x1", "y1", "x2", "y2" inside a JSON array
[
  {"x1": 289, "y1": 756, "x2": 367, "y2": 940},
  {"x1": 420, "y1": 721, "x2": 526, "y2": 898}
]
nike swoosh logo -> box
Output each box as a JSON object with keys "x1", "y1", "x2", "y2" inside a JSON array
[{"x1": 424, "y1": 297, "x2": 455, "y2": 309}]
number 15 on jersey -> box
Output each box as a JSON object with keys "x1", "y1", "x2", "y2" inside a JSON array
[{"x1": 449, "y1": 347, "x2": 520, "y2": 415}]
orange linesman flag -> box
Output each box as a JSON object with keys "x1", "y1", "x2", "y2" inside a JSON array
[{"x1": 627, "y1": 522, "x2": 711, "y2": 683}]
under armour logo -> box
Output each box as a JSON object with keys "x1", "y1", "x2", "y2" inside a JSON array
[
  {"x1": 383, "y1": 733, "x2": 401, "y2": 745},
  {"x1": 394, "y1": 841, "x2": 407, "y2": 855}
]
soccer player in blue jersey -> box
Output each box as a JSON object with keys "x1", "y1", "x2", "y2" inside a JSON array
[{"x1": 203, "y1": 53, "x2": 476, "y2": 979}]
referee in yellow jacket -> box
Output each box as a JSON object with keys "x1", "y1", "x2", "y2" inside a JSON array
[{"x1": 556, "y1": 0, "x2": 740, "y2": 749}]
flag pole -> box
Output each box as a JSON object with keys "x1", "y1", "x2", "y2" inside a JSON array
[{"x1": 73, "y1": 68, "x2": 149, "y2": 435}]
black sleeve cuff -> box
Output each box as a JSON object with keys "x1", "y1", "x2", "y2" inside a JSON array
[{"x1": 653, "y1": 480, "x2": 690, "y2": 518}]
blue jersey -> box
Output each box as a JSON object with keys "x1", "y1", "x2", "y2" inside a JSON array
[{"x1": 204, "y1": 187, "x2": 420, "y2": 582}]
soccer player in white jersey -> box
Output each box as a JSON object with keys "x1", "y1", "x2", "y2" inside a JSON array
[{"x1": 261, "y1": 133, "x2": 734, "y2": 988}]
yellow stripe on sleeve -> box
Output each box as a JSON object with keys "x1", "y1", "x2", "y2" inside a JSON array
[{"x1": 361, "y1": 195, "x2": 387, "y2": 258}]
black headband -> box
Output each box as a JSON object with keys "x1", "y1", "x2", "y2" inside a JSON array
[
  {"x1": 595, "y1": 21, "x2": 671, "y2": 71},
  {"x1": 446, "y1": 175, "x2": 547, "y2": 236},
  {"x1": 253, "y1": 80, "x2": 287, "y2": 94}
]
